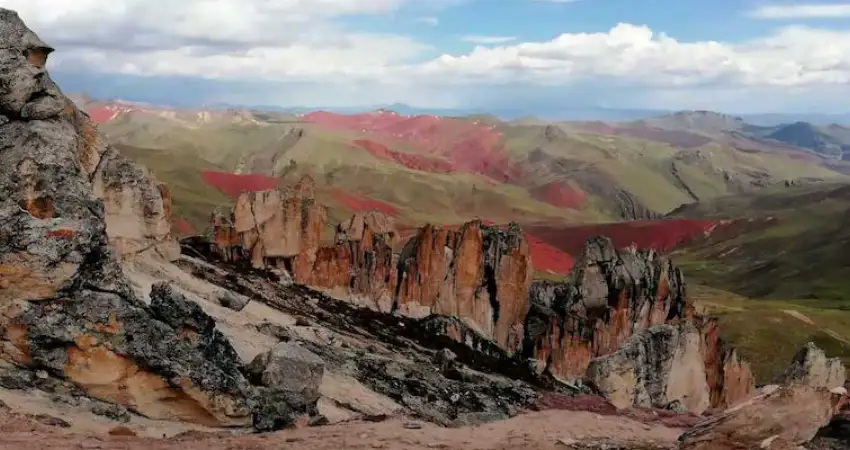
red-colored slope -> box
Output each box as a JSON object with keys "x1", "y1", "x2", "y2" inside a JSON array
[
  {"x1": 329, "y1": 188, "x2": 399, "y2": 216},
  {"x1": 352, "y1": 140, "x2": 454, "y2": 173},
  {"x1": 534, "y1": 182, "x2": 587, "y2": 209},
  {"x1": 86, "y1": 106, "x2": 115, "y2": 124},
  {"x1": 527, "y1": 219, "x2": 724, "y2": 257},
  {"x1": 199, "y1": 171, "x2": 279, "y2": 199},
  {"x1": 525, "y1": 234, "x2": 576, "y2": 274},
  {"x1": 303, "y1": 111, "x2": 522, "y2": 182}
]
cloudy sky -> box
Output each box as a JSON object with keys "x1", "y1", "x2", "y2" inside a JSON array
[{"x1": 8, "y1": 0, "x2": 850, "y2": 114}]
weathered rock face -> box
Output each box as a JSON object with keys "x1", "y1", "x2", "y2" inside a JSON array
[
  {"x1": 335, "y1": 211, "x2": 398, "y2": 247},
  {"x1": 395, "y1": 221, "x2": 533, "y2": 354},
  {"x1": 522, "y1": 236, "x2": 753, "y2": 412},
  {"x1": 679, "y1": 342, "x2": 848, "y2": 449},
  {"x1": 586, "y1": 323, "x2": 711, "y2": 414},
  {"x1": 0, "y1": 9, "x2": 250, "y2": 428},
  {"x1": 777, "y1": 341, "x2": 846, "y2": 389},
  {"x1": 679, "y1": 385, "x2": 849, "y2": 449},
  {"x1": 230, "y1": 176, "x2": 326, "y2": 277},
  {"x1": 307, "y1": 216, "x2": 398, "y2": 313},
  {"x1": 92, "y1": 153, "x2": 180, "y2": 261},
  {"x1": 246, "y1": 342, "x2": 324, "y2": 431},
  {"x1": 523, "y1": 237, "x2": 691, "y2": 380}
]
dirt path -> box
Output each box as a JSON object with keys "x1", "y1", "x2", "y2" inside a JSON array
[
  {"x1": 0, "y1": 408, "x2": 682, "y2": 450},
  {"x1": 782, "y1": 309, "x2": 815, "y2": 325}
]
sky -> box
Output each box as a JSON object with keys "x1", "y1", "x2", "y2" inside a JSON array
[{"x1": 7, "y1": 0, "x2": 850, "y2": 115}]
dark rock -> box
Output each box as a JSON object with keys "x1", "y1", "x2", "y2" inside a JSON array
[
  {"x1": 251, "y1": 387, "x2": 318, "y2": 432},
  {"x1": 30, "y1": 413, "x2": 71, "y2": 428},
  {"x1": 255, "y1": 321, "x2": 292, "y2": 341},
  {"x1": 218, "y1": 291, "x2": 250, "y2": 312},
  {"x1": 246, "y1": 342, "x2": 324, "y2": 430},
  {"x1": 90, "y1": 401, "x2": 131, "y2": 423},
  {"x1": 0, "y1": 8, "x2": 255, "y2": 427}
]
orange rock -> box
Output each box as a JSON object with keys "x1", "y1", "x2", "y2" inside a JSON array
[
  {"x1": 230, "y1": 176, "x2": 327, "y2": 275},
  {"x1": 395, "y1": 221, "x2": 532, "y2": 353}
]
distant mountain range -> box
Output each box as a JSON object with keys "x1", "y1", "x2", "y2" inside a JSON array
[{"x1": 634, "y1": 111, "x2": 850, "y2": 160}]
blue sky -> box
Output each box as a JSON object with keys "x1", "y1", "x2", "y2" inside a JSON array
[{"x1": 7, "y1": 0, "x2": 850, "y2": 115}]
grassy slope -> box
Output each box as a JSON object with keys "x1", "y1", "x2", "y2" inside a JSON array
[
  {"x1": 671, "y1": 184, "x2": 850, "y2": 301},
  {"x1": 691, "y1": 284, "x2": 850, "y2": 383}
]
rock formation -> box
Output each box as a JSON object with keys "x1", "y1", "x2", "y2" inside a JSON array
[
  {"x1": 394, "y1": 221, "x2": 532, "y2": 353},
  {"x1": 228, "y1": 176, "x2": 327, "y2": 278},
  {"x1": 0, "y1": 9, "x2": 261, "y2": 429},
  {"x1": 586, "y1": 323, "x2": 710, "y2": 413},
  {"x1": 679, "y1": 342, "x2": 849, "y2": 449},
  {"x1": 522, "y1": 237, "x2": 753, "y2": 412},
  {"x1": 777, "y1": 341, "x2": 846, "y2": 389},
  {"x1": 211, "y1": 209, "x2": 533, "y2": 353},
  {"x1": 307, "y1": 213, "x2": 398, "y2": 312}
]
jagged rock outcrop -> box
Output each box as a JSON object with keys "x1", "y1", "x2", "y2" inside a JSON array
[
  {"x1": 92, "y1": 153, "x2": 180, "y2": 261},
  {"x1": 522, "y1": 236, "x2": 753, "y2": 412},
  {"x1": 586, "y1": 323, "x2": 711, "y2": 413},
  {"x1": 678, "y1": 384, "x2": 849, "y2": 450},
  {"x1": 307, "y1": 214, "x2": 398, "y2": 312},
  {"x1": 229, "y1": 176, "x2": 326, "y2": 278},
  {"x1": 335, "y1": 210, "x2": 398, "y2": 246},
  {"x1": 395, "y1": 221, "x2": 532, "y2": 354},
  {"x1": 0, "y1": 9, "x2": 252, "y2": 428},
  {"x1": 679, "y1": 342, "x2": 849, "y2": 449},
  {"x1": 777, "y1": 341, "x2": 846, "y2": 389}
]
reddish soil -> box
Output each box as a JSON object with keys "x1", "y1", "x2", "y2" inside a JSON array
[
  {"x1": 329, "y1": 188, "x2": 399, "y2": 216},
  {"x1": 0, "y1": 408, "x2": 682, "y2": 450},
  {"x1": 303, "y1": 112, "x2": 522, "y2": 182},
  {"x1": 352, "y1": 140, "x2": 455, "y2": 173},
  {"x1": 525, "y1": 234, "x2": 576, "y2": 275},
  {"x1": 199, "y1": 171, "x2": 279, "y2": 199},
  {"x1": 527, "y1": 219, "x2": 724, "y2": 257},
  {"x1": 533, "y1": 182, "x2": 586, "y2": 209},
  {"x1": 86, "y1": 106, "x2": 116, "y2": 124}
]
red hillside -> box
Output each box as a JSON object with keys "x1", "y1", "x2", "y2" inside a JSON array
[
  {"x1": 329, "y1": 188, "x2": 399, "y2": 216},
  {"x1": 303, "y1": 111, "x2": 523, "y2": 182},
  {"x1": 527, "y1": 219, "x2": 725, "y2": 257},
  {"x1": 534, "y1": 182, "x2": 587, "y2": 209},
  {"x1": 200, "y1": 171, "x2": 279, "y2": 199}
]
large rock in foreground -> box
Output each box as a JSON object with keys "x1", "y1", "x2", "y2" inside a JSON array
[
  {"x1": 0, "y1": 8, "x2": 250, "y2": 427},
  {"x1": 587, "y1": 323, "x2": 710, "y2": 413},
  {"x1": 679, "y1": 342, "x2": 849, "y2": 449}
]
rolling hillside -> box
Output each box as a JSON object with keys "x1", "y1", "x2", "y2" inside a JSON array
[{"x1": 73, "y1": 96, "x2": 850, "y2": 381}]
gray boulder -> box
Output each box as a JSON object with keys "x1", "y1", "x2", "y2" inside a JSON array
[
  {"x1": 246, "y1": 342, "x2": 325, "y2": 431},
  {"x1": 777, "y1": 342, "x2": 846, "y2": 390}
]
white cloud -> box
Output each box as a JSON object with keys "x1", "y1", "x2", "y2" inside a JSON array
[
  {"x1": 8, "y1": 1, "x2": 850, "y2": 111},
  {"x1": 461, "y1": 35, "x2": 517, "y2": 44},
  {"x1": 414, "y1": 16, "x2": 439, "y2": 26},
  {"x1": 749, "y1": 3, "x2": 850, "y2": 19}
]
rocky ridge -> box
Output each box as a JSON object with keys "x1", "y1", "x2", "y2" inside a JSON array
[{"x1": 207, "y1": 185, "x2": 753, "y2": 414}]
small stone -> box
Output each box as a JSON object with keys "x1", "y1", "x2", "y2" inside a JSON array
[
  {"x1": 108, "y1": 425, "x2": 137, "y2": 436},
  {"x1": 403, "y1": 422, "x2": 422, "y2": 430},
  {"x1": 35, "y1": 370, "x2": 48, "y2": 379},
  {"x1": 218, "y1": 291, "x2": 249, "y2": 312},
  {"x1": 557, "y1": 438, "x2": 577, "y2": 446},
  {"x1": 295, "y1": 316, "x2": 311, "y2": 327},
  {"x1": 31, "y1": 414, "x2": 71, "y2": 428}
]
